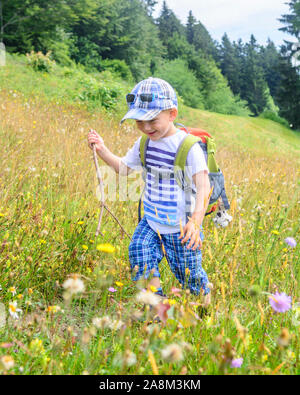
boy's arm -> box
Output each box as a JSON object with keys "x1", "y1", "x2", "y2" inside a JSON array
[
  {"x1": 179, "y1": 170, "x2": 210, "y2": 250},
  {"x1": 191, "y1": 170, "x2": 211, "y2": 226},
  {"x1": 96, "y1": 145, "x2": 132, "y2": 175},
  {"x1": 88, "y1": 129, "x2": 131, "y2": 175}
]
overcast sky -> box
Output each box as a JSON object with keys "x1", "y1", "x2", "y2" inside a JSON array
[{"x1": 154, "y1": 0, "x2": 294, "y2": 47}]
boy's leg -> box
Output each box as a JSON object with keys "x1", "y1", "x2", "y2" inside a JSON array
[
  {"x1": 162, "y1": 230, "x2": 210, "y2": 296},
  {"x1": 129, "y1": 217, "x2": 164, "y2": 287}
]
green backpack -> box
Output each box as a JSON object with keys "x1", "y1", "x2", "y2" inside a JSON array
[{"x1": 138, "y1": 125, "x2": 230, "y2": 223}]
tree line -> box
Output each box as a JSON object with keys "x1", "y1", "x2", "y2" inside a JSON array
[{"x1": 0, "y1": 0, "x2": 299, "y2": 129}]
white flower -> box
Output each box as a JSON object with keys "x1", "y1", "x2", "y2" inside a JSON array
[
  {"x1": 92, "y1": 316, "x2": 112, "y2": 329},
  {"x1": 136, "y1": 290, "x2": 160, "y2": 306},
  {"x1": 123, "y1": 350, "x2": 137, "y2": 367},
  {"x1": 161, "y1": 344, "x2": 183, "y2": 362},
  {"x1": 63, "y1": 275, "x2": 85, "y2": 295},
  {"x1": 110, "y1": 319, "x2": 124, "y2": 331},
  {"x1": 0, "y1": 355, "x2": 14, "y2": 370},
  {"x1": 8, "y1": 301, "x2": 22, "y2": 319},
  {"x1": 92, "y1": 316, "x2": 124, "y2": 331}
]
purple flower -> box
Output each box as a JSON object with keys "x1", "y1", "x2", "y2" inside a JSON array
[
  {"x1": 108, "y1": 287, "x2": 117, "y2": 293},
  {"x1": 231, "y1": 358, "x2": 243, "y2": 368},
  {"x1": 269, "y1": 292, "x2": 292, "y2": 313},
  {"x1": 284, "y1": 237, "x2": 297, "y2": 248}
]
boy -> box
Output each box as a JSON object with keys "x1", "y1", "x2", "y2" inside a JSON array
[{"x1": 88, "y1": 77, "x2": 211, "y2": 304}]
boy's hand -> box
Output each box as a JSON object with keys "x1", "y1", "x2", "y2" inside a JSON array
[
  {"x1": 179, "y1": 218, "x2": 202, "y2": 251},
  {"x1": 87, "y1": 129, "x2": 105, "y2": 152}
]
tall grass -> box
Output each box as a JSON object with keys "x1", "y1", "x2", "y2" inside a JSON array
[{"x1": 0, "y1": 56, "x2": 299, "y2": 375}]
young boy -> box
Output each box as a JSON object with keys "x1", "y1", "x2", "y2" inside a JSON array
[{"x1": 88, "y1": 77, "x2": 211, "y2": 304}]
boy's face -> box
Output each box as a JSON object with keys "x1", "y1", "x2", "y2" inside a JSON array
[{"x1": 135, "y1": 108, "x2": 178, "y2": 141}]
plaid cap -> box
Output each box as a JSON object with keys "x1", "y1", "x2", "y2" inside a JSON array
[{"x1": 120, "y1": 77, "x2": 177, "y2": 124}]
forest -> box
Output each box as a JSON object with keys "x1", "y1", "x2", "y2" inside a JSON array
[{"x1": 0, "y1": 0, "x2": 299, "y2": 129}]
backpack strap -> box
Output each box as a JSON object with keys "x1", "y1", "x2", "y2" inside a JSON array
[
  {"x1": 139, "y1": 135, "x2": 149, "y2": 168},
  {"x1": 174, "y1": 134, "x2": 200, "y2": 187},
  {"x1": 174, "y1": 134, "x2": 201, "y2": 221},
  {"x1": 206, "y1": 137, "x2": 219, "y2": 173}
]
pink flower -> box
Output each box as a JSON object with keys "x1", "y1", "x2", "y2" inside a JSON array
[
  {"x1": 154, "y1": 302, "x2": 171, "y2": 324},
  {"x1": 231, "y1": 358, "x2": 243, "y2": 368},
  {"x1": 284, "y1": 237, "x2": 297, "y2": 248},
  {"x1": 171, "y1": 287, "x2": 182, "y2": 297},
  {"x1": 108, "y1": 287, "x2": 117, "y2": 293},
  {"x1": 269, "y1": 292, "x2": 292, "y2": 313}
]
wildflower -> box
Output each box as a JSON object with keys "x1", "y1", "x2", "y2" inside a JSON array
[
  {"x1": 277, "y1": 328, "x2": 290, "y2": 348},
  {"x1": 92, "y1": 316, "x2": 112, "y2": 330},
  {"x1": 155, "y1": 302, "x2": 171, "y2": 324},
  {"x1": 136, "y1": 290, "x2": 160, "y2": 306},
  {"x1": 123, "y1": 350, "x2": 137, "y2": 367},
  {"x1": 81, "y1": 245, "x2": 88, "y2": 250},
  {"x1": 149, "y1": 285, "x2": 157, "y2": 293},
  {"x1": 269, "y1": 292, "x2": 292, "y2": 313},
  {"x1": 28, "y1": 288, "x2": 33, "y2": 295},
  {"x1": 63, "y1": 275, "x2": 85, "y2": 295},
  {"x1": 108, "y1": 287, "x2": 117, "y2": 293},
  {"x1": 29, "y1": 338, "x2": 45, "y2": 354},
  {"x1": 115, "y1": 281, "x2": 123, "y2": 287},
  {"x1": 231, "y1": 357, "x2": 243, "y2": 368},
  {"x1": 8, "y1": 301, "x2": 22, "y2": 319},
  {"x1": 0, "y1": 355, "x2": 14, "y2": 370},
  {"x1": 284, "y1": 237, "x2": 297, "y2": 248},
  {"x1": 9, "y1": 286, "x2": 16, "y2": 296},
  {"x1": 161, "y1": 344, "x2": 183, "y2": 363},
  {"x1": 271, "y1": 230, "x2": 280, "y2": 235},
  {"x1": 171, "y1": 287, "x2": 182, "y2": 297},
  {"x1": 96, "y1": 243, "x2": 115, "y2": 253},
  {"x1": 46, "y1": 305, "x2": 61, "y2": 314}
]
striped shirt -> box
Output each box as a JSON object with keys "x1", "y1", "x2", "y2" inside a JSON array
[{"x1": 121, "y1": 129, "x2": 208, "y2": 234}]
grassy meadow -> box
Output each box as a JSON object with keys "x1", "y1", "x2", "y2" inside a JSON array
[{"x1": 0, "y1": 54, "x2": 299, "y2": 375}]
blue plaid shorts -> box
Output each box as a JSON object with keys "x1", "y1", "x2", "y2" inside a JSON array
[{"x1": 128, "y1": 217, "x2": 210, "y2": 295}]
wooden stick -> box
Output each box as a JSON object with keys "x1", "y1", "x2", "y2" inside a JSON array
[{"x1": 91, "y1": 142, "x2": 131, "y2": 240}]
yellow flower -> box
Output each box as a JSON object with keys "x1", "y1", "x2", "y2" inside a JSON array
[
  {"x1": 149, "y1": 285, "x2": 158, "y2": 293},
  {"x1": 96, "y1": 243, "x2": 115, "y2": 253},
  {"x1": 77, "y1": 221, "x2": 84, "y2": 225},
  {"x1": 115, "y1": 281, "x2": 124, "y2": 287},
  {"x1": 81, "y1": 245, "x2": 88, "y2": 250},
  {"x1": 271, "y1": 230, "x2": 280, "y2": 235},
  {"x1": 185, "y1": 268, "x2": 190, "y2": 276},
  {"x1": 9, "y1": 287, "x2": 16, "y2": 295},
  {"x1": 29, "y1": 338, "x2": 45, "y2": 354},
  {"x1": 28, "y1": 288, "x2": 33, "y2": 295},
  {"x1": 46, "y1": 305, "x2": 61, "y2": 313},
  {"x1": 17, "y1": 294, "x2": 23, "y2": 299}
]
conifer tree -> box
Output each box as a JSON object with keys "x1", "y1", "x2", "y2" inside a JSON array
[
  {"x1": 219, "y1": 34, "x2": 242, "y2": 95},
  {"x1": 240, "y1": 35, "x2": 269, "y2": 115}
]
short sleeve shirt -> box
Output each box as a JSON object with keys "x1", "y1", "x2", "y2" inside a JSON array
[{"x1": 121, "y1": 129, "x2": 208, "y2": 234}]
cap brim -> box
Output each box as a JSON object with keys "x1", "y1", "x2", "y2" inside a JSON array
[{"x1": 120, "y1": 108, "x2": 162, "y2": 124}]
